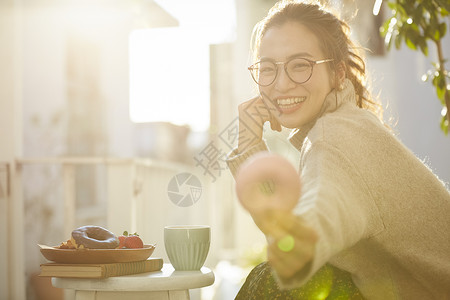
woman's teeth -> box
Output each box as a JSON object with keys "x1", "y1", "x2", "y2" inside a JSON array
[{"x1": 277, "y1": 97, "x2": 306, "y2": 107}]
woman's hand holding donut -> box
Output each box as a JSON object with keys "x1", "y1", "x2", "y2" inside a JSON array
[
  {"x1": 262, "y1": 210, "x2": 318, "y2": 281},
  {"x1": 235, "y1": 152, "x2": 318, "y2": 281},
  {"x1": 237, "y1": 95, "x2": 281, "y2": 153}
]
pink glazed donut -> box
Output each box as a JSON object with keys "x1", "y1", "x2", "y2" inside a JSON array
[{"x1": 235, "y1": 152, "x2": 300, "y2": 215}]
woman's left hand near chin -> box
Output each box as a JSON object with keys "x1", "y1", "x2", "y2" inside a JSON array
[{"x1": 259, "y1": 210, "x2": 318, "y2": 281}]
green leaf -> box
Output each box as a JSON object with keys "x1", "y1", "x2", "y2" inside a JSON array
[
  {"x1": 405, "y1": 27, "x2": 419, "y2": 50},
  {"x1": 439, "y1": 22, "x2": 447, "y2": 39},
  {"x1": 387, "y1": 2, "x2": 397, "y2": 10},
  {"x1": 432, "y1": 72, "x2": 446, "y2": 102},
  {"x1": 437, "y1": 86, "x2": 446, "y2": 102},
  {"x1": 396, "y1": 4, "x2": 408, "y2": 17},
  {"x1": 380, "y1": 19, "x2": 392, "y2": 37},
  {"x1": 425, "y1": 25, "x2": 434, "y2": 41},
  {"x1": 402, "y1": 2, "x2": 414, "y2": 16},
  {"x1": 431, "y1": 62, "x2": 439, "y2": 69},
  {"x1": 440, "y1": 7, "x2": 449, "y2": 17},
  {"x1": 422, "y1": 0, "x2": 437, "y2": 12},
  {"x1": 429, "y1": 12, "x2": 440, "y2": 40},
  {"x1": 406, "y1": 37, "x2": 417, "y2": 50},
  {"x1": 434, "y1": 29, "x2": 441, "y2": 40},
  {"x1": 436, "y1": 72, "x2": 446, "y2": 90},
  {"x1": 410, "y1": 22, "x2": 420, "y2": 32},
  {"x1": 435, "y1": 0, "x2": 450, "y2": 13},
  {"x1": 414, "y1": 4, "x2": 424, "y2": 23},
  {"x1": 419, "y1": 40, "x2": 429, "y2": 56}
]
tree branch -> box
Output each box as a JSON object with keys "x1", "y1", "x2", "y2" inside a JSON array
[{"x1": 435, "y1": 39, "x2": 450, "y2": 125}]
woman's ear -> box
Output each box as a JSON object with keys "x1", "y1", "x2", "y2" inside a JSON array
[{"x1": 334, "y1": 61, "x2": 346, "y2": 90}]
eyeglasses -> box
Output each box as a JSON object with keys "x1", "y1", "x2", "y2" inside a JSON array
[{"x1": 248, "y1": 57, "x2": 334, "y2": 87}]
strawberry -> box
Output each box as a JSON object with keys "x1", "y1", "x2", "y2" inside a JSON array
[
  {"x1": 117, "y1": 235, "x2": 126, "y2": 249},
  {"x1": 124, "y1": 235, "x2": 144, "y2": 249}
]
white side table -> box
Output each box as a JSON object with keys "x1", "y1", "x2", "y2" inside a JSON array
[{"x1": 52, "y1": 264, "x2": 215, "y2": 300}]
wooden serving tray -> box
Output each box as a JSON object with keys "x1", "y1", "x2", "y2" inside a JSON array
[{"x1": 39, "y1": 244, "x2": 155, "y2": 264}]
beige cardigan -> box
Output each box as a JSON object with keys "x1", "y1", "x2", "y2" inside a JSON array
[{"x1": 226, "y1": 79, "x2": 450, "y2": 299}]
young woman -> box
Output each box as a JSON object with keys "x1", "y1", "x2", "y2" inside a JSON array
[{"x1": 226, "y1": 1, "x2": 450, "y2": 299}]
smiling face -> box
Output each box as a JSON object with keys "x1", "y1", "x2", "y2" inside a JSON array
[{"x1": 258, "y1": 21, "x2": 334, "y2": 129}]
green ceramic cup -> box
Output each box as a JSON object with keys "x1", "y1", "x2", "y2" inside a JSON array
[{"x1": 164, "y1": 225, "x2": 211, "y2": 271}]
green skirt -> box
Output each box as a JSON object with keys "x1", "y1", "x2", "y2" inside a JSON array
[{"x1": 235, "y1": 262, "x2": 364, "y2": 300}]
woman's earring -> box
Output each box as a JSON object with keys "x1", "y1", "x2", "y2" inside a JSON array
[{"x1": 337, "y1": 82, "x2": 344, "y2": 91}]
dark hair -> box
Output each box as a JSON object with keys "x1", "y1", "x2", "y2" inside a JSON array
[{"x1": 251, "y1": 0, "x2": 383, "y2": 119}]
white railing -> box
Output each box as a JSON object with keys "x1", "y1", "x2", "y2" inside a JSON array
[
  {"x1": 18, "y1": 156, "x2": 213, "y2": 246},
  {"x1": 0, "y1": 162, "x2": 10, "y2": 299}
]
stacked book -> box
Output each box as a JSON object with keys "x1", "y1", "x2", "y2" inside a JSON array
[{"x1": 39, "y1": 257, "x2": 163, "y2": 278}]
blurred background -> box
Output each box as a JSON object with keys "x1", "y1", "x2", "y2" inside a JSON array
[{"x1": 1, "y1": 0, "x2": 449, "y2": 299}]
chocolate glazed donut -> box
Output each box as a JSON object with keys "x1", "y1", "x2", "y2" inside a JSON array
[{"x1": 71, "y1": 225, "x2": 119, "y2": 249}]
